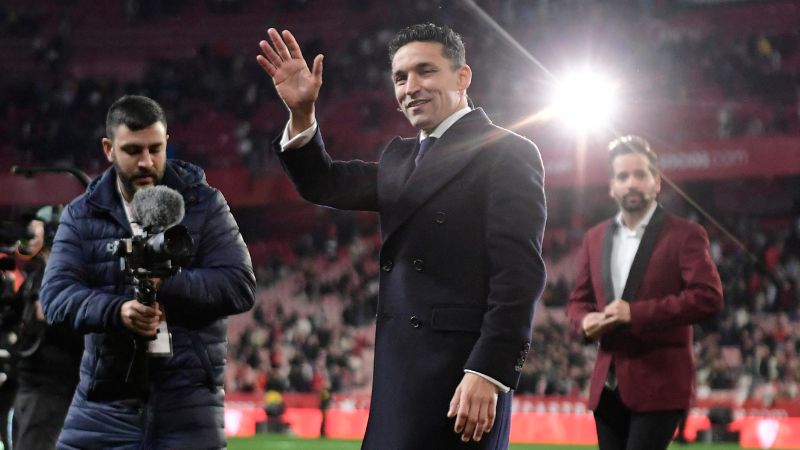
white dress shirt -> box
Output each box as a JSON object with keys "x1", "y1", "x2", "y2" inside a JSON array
[
  {"x1": 280, "y1": 106, "x2": 473, "y2": 150},
  {"x1": 605, "y1": 202, "x2": 658, "y2": 390},
  {"x1": 117, "y1": 180, "x2": 143, "y2": 236},
  {"x1": 610, "y1": 202, "x2": 659, "y2": 299}
]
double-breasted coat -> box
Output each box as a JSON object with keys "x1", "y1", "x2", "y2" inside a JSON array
[{"x1": 276, "y1": 109, "x2": 547, "y2": 449}]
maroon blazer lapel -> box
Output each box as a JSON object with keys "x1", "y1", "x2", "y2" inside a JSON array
[
  {"x1": 600, "y1": 220, "x2": 616, "y2": 304},
  {"x1": 621, "y1": 205, "x2": 666, "y2": 301},
  {"x1": 599, "y1": 205, "x2": 668, "y2": 304}
]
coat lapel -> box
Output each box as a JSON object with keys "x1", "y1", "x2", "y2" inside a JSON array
[
  {"x1": 600, "y1": 220, "x2": 617, "y2": 303},
  {"x1": 621, "y1": 205, "x2": 666, "y2": 301},
  {"x1": 379, "y1": 109, "x2": 498, "y2": 240},
  {"x1": 86, "y1": 168, "x2": 133, "y2": 234},
  {"x1": 378, "y1": 137, "x2": 417, "y2": 209}
]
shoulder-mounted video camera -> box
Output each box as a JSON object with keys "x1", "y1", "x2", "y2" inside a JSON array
[
  {"x1": 0, "y1": 221, "x2": 34, "y2": 324},
  {"x1": 0, "y1": 220, "x2": 41, "y2": 364}
]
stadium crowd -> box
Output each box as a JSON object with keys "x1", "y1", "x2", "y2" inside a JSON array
[
  {"x1": 1, "y1": 0, "x2": 799, "y2": 411},
  {"x1": 2, "y1": 0, "x2": 799, "y2": 172},
  {"x1": 221, "y1": 206, "x2": 800, "y2": 407}
]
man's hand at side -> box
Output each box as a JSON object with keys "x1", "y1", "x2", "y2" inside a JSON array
[
  {"x1": 120, "y1": 300, "x2": 162, "y2": 337},
  {"x1": 447, "y1": 372, "x2": 499, "y2": 442}
]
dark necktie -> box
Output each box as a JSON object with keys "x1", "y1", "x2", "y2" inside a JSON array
[{"x1": 414, "y1": 137, "x2": 437, "y2": 167}]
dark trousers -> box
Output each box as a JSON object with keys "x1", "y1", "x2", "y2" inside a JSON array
[
  {"x1": 14, "y1": 388, "x2": 73, "y2": 450},
  {"x1": 594, "y1": 387, "x2": 684, "y2": 450}
]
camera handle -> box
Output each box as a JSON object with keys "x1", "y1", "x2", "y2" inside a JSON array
[
  {"x1": 125, "y1": 275, "x2": 156, "y2": 388},
  {"x1": 134, "y1": 276, "x2": 157, "y2": 307},
  {"x1": 131, "y1": 276, "x2": 158, "y2": 343},
  {"x1": 132, "y1": 274, "x2": 172, "y2": 358}
]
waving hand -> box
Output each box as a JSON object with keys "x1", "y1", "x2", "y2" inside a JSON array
[{"x1": 257, "y1": 28, "x2": 323, "y2": 135}]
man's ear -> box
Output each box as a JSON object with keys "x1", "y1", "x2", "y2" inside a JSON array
[
  {"x1": 101, "y1": 138, "x2": 114, "y2": 163},
  {"x1": 458, "y1": 64, "x2": 472, "y2": 91}
]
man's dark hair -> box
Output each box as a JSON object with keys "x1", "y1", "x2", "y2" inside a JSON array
[
  {"x1": 388, "y1": 23, "x2": 466, "y2": 70},
  {"x1": 105, "y1": 95, "x2": 167, "y2": 140},
  {"x1": 607, "y1": 134, "x2": 659, "y2": 177}
]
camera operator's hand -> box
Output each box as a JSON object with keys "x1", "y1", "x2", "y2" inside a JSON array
[{"x1": 120, "y1": 300, "x2": 162, "y2": 337}]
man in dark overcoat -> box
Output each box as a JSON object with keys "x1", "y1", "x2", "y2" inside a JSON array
[{"x1": 258, "y1": 23, "x2": 547, "y2": 449}]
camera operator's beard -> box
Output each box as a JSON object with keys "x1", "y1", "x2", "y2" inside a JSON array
[{"x1": 115, "y1": 163, "x2": 164, "y2": 201}]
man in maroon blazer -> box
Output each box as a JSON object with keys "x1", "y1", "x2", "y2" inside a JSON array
[{"x1": 566, "y1": 135, "x2": 723, "y2": 450}]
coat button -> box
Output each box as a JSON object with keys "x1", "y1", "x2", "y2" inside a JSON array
[
  {"x1": 412, "y1": 258, "x2": 425, "y2": 272},
  {"x1": 434, "y1": 211, "x2": 447, "y2": 224},
  {"x1": 409, "y1": 316, "x2": 422, "y2": 328},
  {"x1": 381, "y1": 259, "x2": 393, "y2": 272}
]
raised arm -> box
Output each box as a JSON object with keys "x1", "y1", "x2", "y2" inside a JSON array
[{"x1": 257, "y1": 28, "x2": 323, "y2": 138}]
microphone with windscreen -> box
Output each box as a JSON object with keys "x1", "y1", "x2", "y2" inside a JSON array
[{"x1": 131, "y1": 186, "x2": 185, "y2": 231}]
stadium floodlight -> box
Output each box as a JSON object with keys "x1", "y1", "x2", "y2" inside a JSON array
[{"x1": 550, "y1": 70, "x2": 619, "y2": 133}]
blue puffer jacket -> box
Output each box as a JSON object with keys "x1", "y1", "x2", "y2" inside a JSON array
[{"x1": 41, "y1": 160, "x2": 256, "y2": 449}]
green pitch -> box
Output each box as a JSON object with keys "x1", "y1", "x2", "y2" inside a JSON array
[{"x1": 228, "y1": 434, "x2": 743, "y2": 449}]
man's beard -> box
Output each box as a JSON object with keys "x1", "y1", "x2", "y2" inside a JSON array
[
  {"x1": 620, "y1": 191, "x2": 650, "y2": 213},
  {"x1": 114, "y1": 160, "x2": 162, "y2": 200}
]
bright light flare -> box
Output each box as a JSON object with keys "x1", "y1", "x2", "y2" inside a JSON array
[{"x1": 550, "y1": 71, "x2": 619, "y2": 132}]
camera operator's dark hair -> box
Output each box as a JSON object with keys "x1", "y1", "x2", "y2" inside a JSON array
[
  {"x1": 105, "y1": 95, "x2": 167, "y2": 141},
  {"x1": 607, "y1": 134, "x2": 659, "y2": 177},
  {"x1": 388, "y1": 23, "x2": 466, "y2": 70}
]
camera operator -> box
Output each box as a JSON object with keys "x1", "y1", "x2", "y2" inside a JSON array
[
  {"x1": 0, "y1": 233, "x2": 25, "y2": 450},
  {"x1": 41, "y1": 95, "x2": 256, "y2": 450},
  {"x1": 13, "y1": 206, "x2": 83, "y2": 450}
]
